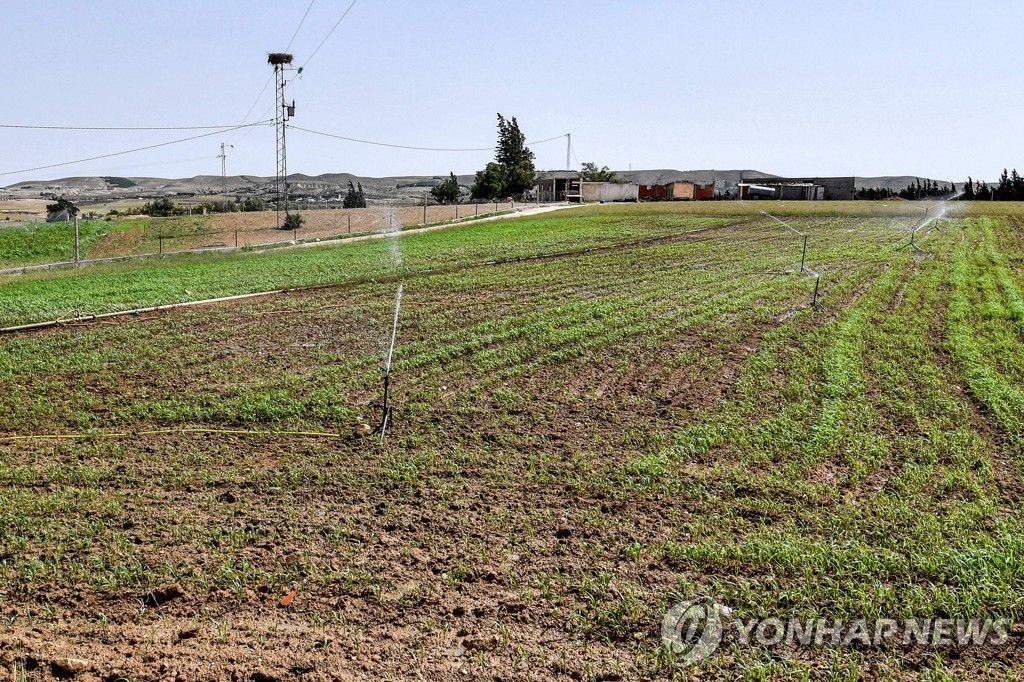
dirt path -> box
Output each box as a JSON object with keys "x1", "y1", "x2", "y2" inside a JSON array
[{"x1": 292, "y1": 202, "x2": 583, "y2": 251}]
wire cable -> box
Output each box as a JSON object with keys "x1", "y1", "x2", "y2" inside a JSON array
[
  {"x1": 0, "y1": 123, "x2": 263, "y2": 132},
  {"x1": 229, "y1": 0, "x2": 319, "y2": 144},
  {"x1": 285, "y1": 0, "x2": 316, "y2": 52},
  {"x1": 301, "y1": 0, "x2": 359, "y2": 68},
  {"x1": 290, "y1": 125, "x2": 491, "y2": 152},
  {"x1": 227, "y1": 75, "x2": 275, "y2": 143},
  {"x1": 0, "y1": 121, "x2": 272, "y2": 178},
  {"x1": 290, "y1": 126, "x2": 567, "y2": 152}
]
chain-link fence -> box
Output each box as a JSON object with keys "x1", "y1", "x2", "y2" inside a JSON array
[{"x1": 0, "y1": 201, "x2": 529, "y2": 274}]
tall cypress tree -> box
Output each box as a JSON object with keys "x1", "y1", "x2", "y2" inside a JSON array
[{"x1": 471, "y1": 114, "x2": 537, "y2": 200}]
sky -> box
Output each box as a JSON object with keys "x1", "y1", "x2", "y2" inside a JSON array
[{"x1": 2, "y1": 0, "x2": 1021, "y2": 186}]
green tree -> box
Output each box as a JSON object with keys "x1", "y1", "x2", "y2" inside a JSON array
[
  {"x1": 470, "y1": 162, "x2": 504, "y2": 201},
  {"x1": 143, "y1": 197, "x2": 183, "y2": 217},
  {"x1": 242, "y1": 197, "x2": 266, "y2": 212},
  {"x1": 1011, "y1": 169, "x2": 1023, "y2": 201},
  {"x1": 343, "y1": 181, "x2": 367, "y2": 208},
  {"x1": 431, "y1": 172, "x2": 461, "y2": 204},
  {"x1": 470, "y1": 114, "x2": 536, "y2": 200},
  {"x1": 579, "y1": 162, "x2": 617, "y2": 182},
  {"x1": 997, "y1": 169, "x2": 1011, "y2": 200},
  {"x1": 282, "y1": 212, "x2": 304, "y2": 231},
  {"x1": 963, "y1": 177, "x2": 974, "y2": 199},
  {"x1": 45, "y1": 197, "x2": 79, "y2": 218}
]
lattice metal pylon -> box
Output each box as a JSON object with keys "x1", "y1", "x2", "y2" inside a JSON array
[{"x1": 273, "y1": 62, "x2": 288, "y2": 229}]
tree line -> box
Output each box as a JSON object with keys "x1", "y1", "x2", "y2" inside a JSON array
[
  {"x1": 857, "y1": 179, "x2": 956, "y2": 200},
  {"x1": 962, "y1": 169, "x2": 1024, "y2": 201}
]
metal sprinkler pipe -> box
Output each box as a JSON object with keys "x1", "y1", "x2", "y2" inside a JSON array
[
  {"x1": 374, "y1": 284, "x2": 403, "y2": 441},
  {"x1": 762, "y1": 211, "x2": 822, "y2": 309}
]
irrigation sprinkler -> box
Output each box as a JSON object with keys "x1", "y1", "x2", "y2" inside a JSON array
[
  {"x1": 897, "y1": 226, "x2": 926, "y2": 253},
  {"x1": 761, "y1": 211, "x2": 808, "y2": 271},
  {"x1": 373, "y1": 284, "x2": 403, "y2": 442},
  {"x1": 897, "y1": 215, "x2": 938, "y2": 253},
  {"x1": 762, "y1": 211, "x2": 821, "y2": 307},
  {"x1": 809, "y1": 269, "x2": 822, "y2": 309}
]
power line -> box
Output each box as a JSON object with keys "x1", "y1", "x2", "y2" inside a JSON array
[
  {"x1": 228, "y1": 0, "x2": 319, "y2": 145},
  {"x1": 302, "y1": 0, "x2": 359, "y2": 68},
  {"x1": 0, "y1": 121, "x2": 272, "y2": 178},
  {"x1": 230, "y1": 100, "x2": 277, "y2": 147},
  {"x1": 528, "y1": 134, "x2": 570, "y2": 146},
  {"x1": 228, "y1": 75, "x2": 275, "y2": 142},
  {"x1": 290, "y1": 125, "x2": 568, "y2": 152},
  {"x1": 0, "y1": 123, "x2": 261, "y2": 131},
  {"x1": 285, "y1": 0, "x2": 316, "y2": 52},
  {"x1": 290, "y1": 126, "x2": 491, "y2": 152}
]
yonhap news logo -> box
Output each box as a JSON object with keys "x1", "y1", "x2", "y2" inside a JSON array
[{"x1": 661, "y1": 599, "x2": 1010, "y2": 668}]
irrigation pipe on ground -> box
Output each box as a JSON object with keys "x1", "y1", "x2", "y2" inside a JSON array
[{"x1": 0, "y1": 427, "x2": 343, "y2": 443}]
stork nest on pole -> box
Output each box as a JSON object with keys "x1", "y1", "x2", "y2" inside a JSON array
[{"x1": 267, "y1": 53, "x2": 294, "y2": 65}]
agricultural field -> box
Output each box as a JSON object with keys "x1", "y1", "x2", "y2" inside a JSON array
[
  {"x1": 1, "y1": 202, "x2": 1023, "y2": 680},
  {"x1": 0, "y1": 204, "x2": 518, "y2": 269}
]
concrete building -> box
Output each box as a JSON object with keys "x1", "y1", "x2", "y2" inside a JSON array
[
  {"x1": 737, "y1": 176, "x2": 855, "y2": 201},
  {"x1": 580, "y1": 181, "x2": 639, "y2": 202},
  {"x1": 639, "y1": 180, "x2": 715, "y2": 201},
  {"x1": 535, "y1": 171, "x2": 580, "y2": 202}
]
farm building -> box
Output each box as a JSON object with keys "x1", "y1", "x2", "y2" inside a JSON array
[
  {"x1": 535, "y1": 171, "x2": 580, "y2": 202},
  {"x1": 638, "y1": 184, "x2": 668, "y2": 200},
  {"x1": 737, "y1": 176, "x2": 855, "y2": 201},
  {"x1": 638, "y1": 181, "x2": 715, "y2": 201},
  {"x1": 665, "y1": 181, "x2": 715, "y2": 201},
  {"x1": 580, "y1": 181, "x2": 639, "y2": 203}
]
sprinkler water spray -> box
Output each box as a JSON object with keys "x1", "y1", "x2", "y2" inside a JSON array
[{"x1": 373, "y1": 284, "x2": 403, "y2": 441}]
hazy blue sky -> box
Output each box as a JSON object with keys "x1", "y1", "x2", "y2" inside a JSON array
[{"x1": 2, "y1": 1, "x2": 1020, "y2": 185}]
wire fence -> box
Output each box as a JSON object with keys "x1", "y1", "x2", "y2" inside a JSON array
[{"x1": 0, "y1": 201, "x2": 530, "y2": 274}]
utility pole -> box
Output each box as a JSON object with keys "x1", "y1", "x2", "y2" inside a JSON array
[
  {"x1": 268, "y1": 53, "x2": 299, "y2": 229},
  {"x1": 219, "y1": 143, "x2": 233, "y2": 213},
  {"x1": 566, "y1": 133, "x2": 571, "y2": 171}
]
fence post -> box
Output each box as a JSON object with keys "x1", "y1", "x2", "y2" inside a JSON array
[
  {"x1": 455, "y1": 203, "x2": 459, "y2": 220},
  {"x1": 74, "y1": 214, "x2": 80, "y2": 265},
  {"x1": 801, "y1": 234, "x2": 807, "y2": 271},
  {"x1": 159, "y1": 235, "x2": 163, "y2": 256},
  {"x1": 475, "y1": 202, "x2": 478, "y2": 216},
  {"x1": 423, "y1": 192, "x2": 427, "y2": 225},
  {"x1": 348, "y1": 214, "x2": 351, "y2": 234},
  {"x1": 235, "y1": 228, "x2": 238, "y2": 248}
]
